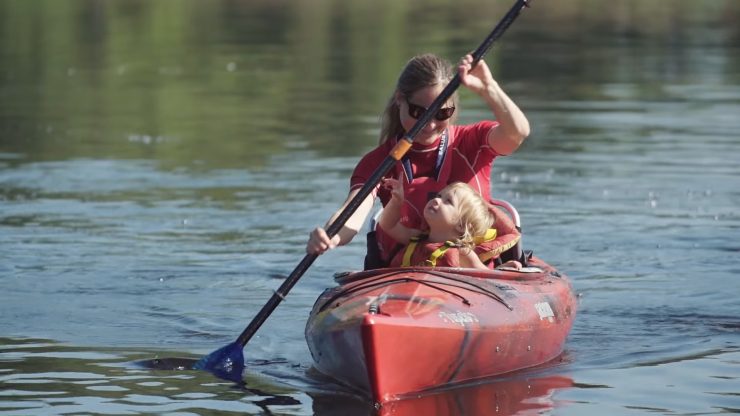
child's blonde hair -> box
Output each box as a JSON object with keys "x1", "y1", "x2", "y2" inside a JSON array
[{"x1": 444, "y1": 182, "x2": 494, "y2": 250}]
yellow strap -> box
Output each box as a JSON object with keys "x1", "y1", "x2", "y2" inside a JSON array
[
  {"x1": 402, "y1": 229, "x2": 506, "y2": 266},
  {"x1": 473, "y1": 228, "x2": 497, "y2": 245},
  {"x1": 426, "y1": 241, "x2": 456, "y2": 267},
  {"x1": 402, "y1": 238, "x2": 456, "y2": 267},
  {"x1": 401, "y1": 238, "x2": 419, "y2": 267}
]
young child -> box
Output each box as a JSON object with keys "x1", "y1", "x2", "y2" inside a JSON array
[{"x1": 379, "y1": 179, "x2": 521, "y2": 270}]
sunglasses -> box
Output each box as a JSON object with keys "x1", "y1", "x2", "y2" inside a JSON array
[{"x1": 405, "y1": 98, "x2": 456, "y2": 121}]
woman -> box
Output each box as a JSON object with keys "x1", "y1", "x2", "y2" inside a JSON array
[{"x1": 306, "y1": 53, "x2": 529, "y2": 265}]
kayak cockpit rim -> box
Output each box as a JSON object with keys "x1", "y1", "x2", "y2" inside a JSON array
[{"x1": 319, "y1": 269, "x2": 514, "y2": 313}]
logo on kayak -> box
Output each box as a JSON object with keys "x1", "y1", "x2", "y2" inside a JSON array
[
  {"x1": 534, "y1": 302, "x2": 555, "y2": 322},
  {"x1": 438, "y1": 311, "x2": 479, "y2": 326}
]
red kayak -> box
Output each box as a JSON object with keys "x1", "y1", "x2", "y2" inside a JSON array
[{"x1": 305, "y1": 257, "x2": 577, "y2": 403}]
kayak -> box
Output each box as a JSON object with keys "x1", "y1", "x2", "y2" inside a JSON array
[{"x1": 304, "y1": 256, "x2": 577, "y2": 403}]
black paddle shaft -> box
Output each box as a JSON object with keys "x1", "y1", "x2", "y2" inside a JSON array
[{"x1": 235, "y1": 0, "x2": 532, "y2": 348}]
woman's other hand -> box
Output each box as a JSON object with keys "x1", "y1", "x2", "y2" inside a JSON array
[
  {"x1": 458, "y1": 54, "x2": 495, "y2": 96},
  {"x1": 306, "y1": 227, "x2": 340, "y2": 255}
]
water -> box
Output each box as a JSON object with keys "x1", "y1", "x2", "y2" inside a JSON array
[{"x1": 1, "y1": 0, "x2": 739, "y2": 414}]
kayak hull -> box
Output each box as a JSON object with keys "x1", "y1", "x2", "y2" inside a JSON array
[{"x1": 305, "y1": 257, "x2": 577, "y2": 403}]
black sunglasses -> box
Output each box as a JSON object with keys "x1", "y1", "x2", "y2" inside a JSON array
[{"x1": 405, "y1": 98, "x2": 456, "y2": 121}]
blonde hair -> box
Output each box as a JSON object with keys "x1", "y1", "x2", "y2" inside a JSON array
[
  {"x1": 379, "y1": 54, "x2": 459, "y2": 144},
  {"x1": 444, "y1": 182, "x2": 494, "y2": 250}
]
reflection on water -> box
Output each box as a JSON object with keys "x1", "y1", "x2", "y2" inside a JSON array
[
  {"x1": 1, "y1": 0, "x2": 739, "y2": 415},
  {"x1": 375, "y1": 374, "x2": 574, "y2": 416},
  {"x1": 6, "y1": 335, "x2": 733, "y2": 415},
  {"x1": 1, "y1": 338, "x2": 583, "y2": 415},
  {"x1": 310, "y1": 374, "x2": 577, "y2": 416},
  {"x1": 0, "y1": 338, "x2": 302, "y2": 415}
]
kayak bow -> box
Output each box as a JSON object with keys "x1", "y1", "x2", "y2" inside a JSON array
[{"x1": 305, "y1": 256, "x2": 577, "y2": 403}]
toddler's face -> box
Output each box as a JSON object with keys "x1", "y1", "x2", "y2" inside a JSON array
[{"x1": 423, "y1": 188, "x2": 460, "y2": 233}]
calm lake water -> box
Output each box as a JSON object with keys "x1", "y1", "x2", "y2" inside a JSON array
[{"x1": 1, "y1": 0, "x2": 739, "y2": 414}]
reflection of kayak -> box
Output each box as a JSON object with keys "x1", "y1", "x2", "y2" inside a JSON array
[
  {"x1": 378, "y1": 373, "x2": 574, "y2": 416},
  {"x1": 309, "y1": 373, "x2": 574, "y2": 415},
  {"x1": 305, "y1": 257, "x2": 577, "y2": 403}
]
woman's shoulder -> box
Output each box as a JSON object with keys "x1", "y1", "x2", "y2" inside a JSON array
[
  {"x1": 450, "y1": 120, "x2": 499, "y2": 139},
  {"x1": 356, "y1": 139, "x2": 395, "y2": 163},
  {"x1": 352, "y1": 139, "x2": 399, "y2": 183},
  {"x1": 448, "y1": 121, "x2": 499, "y2": 152}
]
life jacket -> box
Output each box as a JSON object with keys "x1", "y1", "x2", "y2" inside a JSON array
[
  {"x1": 390, "y1": 228, "x2": 502, "y2": 268},
  {"x1": 475, "y1": 204, "x2": 521, "y2": 264},
  {"x1": 373, "y1": 202, "x2": 521, "y2": 269},
  {"x1": 390, "y1": 237, "x2": 461, "y2": 268}
]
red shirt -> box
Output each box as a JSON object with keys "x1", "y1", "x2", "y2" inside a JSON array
[{"x1": 351, "y1": 121, "x2": 500, "y2": 217}]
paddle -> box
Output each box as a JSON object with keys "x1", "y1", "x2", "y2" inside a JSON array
[{"x1": 194, "y1": 0, "x2": 533, "y2": 382}]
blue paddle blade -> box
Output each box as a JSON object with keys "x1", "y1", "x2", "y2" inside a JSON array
[{"x1": 192, "y1": 341, "x2": 245, "y2": 383}]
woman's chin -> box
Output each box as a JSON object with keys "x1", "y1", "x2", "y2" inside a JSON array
[{"x1": 416, "y1": 131, "x2": 442, "y2": 144}]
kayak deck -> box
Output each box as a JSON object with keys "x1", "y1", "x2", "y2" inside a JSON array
[{"x1": 305, "y1": 257, "x2": 577, "y2": 402}]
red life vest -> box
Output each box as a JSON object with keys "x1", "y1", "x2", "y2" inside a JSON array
[
  {"x1": 475, "y1": 204, "x2": 521, "y2": 263},
  {"x1": 388, "y1": 227, "x2": 513, "y2": 269},
  {"x1": 390, "y1": 237, "x2": 461, "y2": 268}
]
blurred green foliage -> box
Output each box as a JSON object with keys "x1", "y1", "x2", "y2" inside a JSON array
[{"x1": 0, "y1": 0, "x2": 736, "y2": 170}]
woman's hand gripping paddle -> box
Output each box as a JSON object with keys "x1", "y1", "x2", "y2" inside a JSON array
[{"x1": 194, "y1": 0, "x2": 533, "y2": 382}]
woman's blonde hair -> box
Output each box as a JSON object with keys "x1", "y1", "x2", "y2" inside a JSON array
[
  {"x1": 445, "y1": 182, "x2": 494, "y2": 250},
  {"x1": 379, "y1": 54, "x2": 459, "y2": 144}
]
